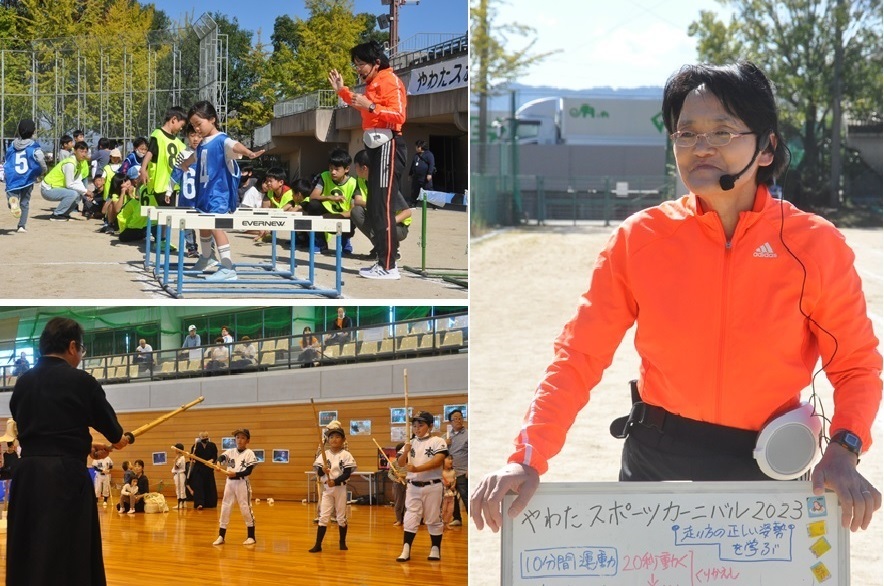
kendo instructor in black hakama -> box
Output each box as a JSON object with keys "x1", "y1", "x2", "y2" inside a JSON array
[{"x1": 7, "y1": 317, "x2": 130, "y2": 586}]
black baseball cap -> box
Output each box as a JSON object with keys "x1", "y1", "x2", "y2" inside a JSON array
[
  {"x1": 411, "y1": 411, "x2": 434, "y2": 426},
  {"x1": 232, "y1": 428, "x2": 250, "y2": 439}
]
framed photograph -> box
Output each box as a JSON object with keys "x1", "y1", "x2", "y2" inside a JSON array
[
  {"x1": 151, "y1": 452, "x2": 166, "y2": 466},
  {"x1": 319, "y1": 410, "x2": 338, "y2": 426},
  {"x1": 444, "y1": 404, "x2": 467, "y2": 421},
  {"x1": 272, "y1": 449, "x2": 289, "y2": 464},
  {"x1": 434, "y1": 415, "x2": 442, "y2": 430},
  {"x1": 253, "y1": 449, "x2": 265, "y2": 463},
  {"x1": 221, "y1": 436, "x2": 236, "y2": 450},
  {"x1": 390, "y1": 407, "x2": 413, "y2": 424},
  {"x1": 349, "y1": 419, "x2": 371, "y2": 436},
  {"x1": 391, "y1": 426, "x2": 407, "y2": 441},
  {"x1": 378, "y1": 446, "x2": 398, "y2": 470}
]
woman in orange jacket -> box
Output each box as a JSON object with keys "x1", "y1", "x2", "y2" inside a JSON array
[
  {"x1": 328, "y1": 41, "x2": 407, "y2": 280},
  {"x1": 471, "y1": 62, "x2": 882, "y2": 534}
]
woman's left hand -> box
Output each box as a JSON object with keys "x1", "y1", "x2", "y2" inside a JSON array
[{"x1": 811, "y1": 443, "x2": 882, "y2": 531}]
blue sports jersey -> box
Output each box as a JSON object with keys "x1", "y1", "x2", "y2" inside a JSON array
[
  {"x1": 4, "y1": 143, "x2": 42, "y2": 190},
  {"x1": 172, "y1": 166, "x2": 197, "y2": 208},
  {"x1": 195, "y1": 133, "x2": 240, "y2": 214}
]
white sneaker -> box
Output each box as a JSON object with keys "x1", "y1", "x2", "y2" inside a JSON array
[
  {"x1": 8, "y1": 196, "x2": 20, "y2": 218},
  {"x1": 242, "y1": 537, "x2": 256, "y2": 545},
  {"x1": 428, "y1": 545, "x2": 441, "y2": 561},
  {"x1": 16, "y1": 226, "x2": 26, "y2": 233},
  {"x1": 359, "y1": 263, "x2": 400, "y2": 280},
  {"x1": 103, "y1": 501, "x2": 107, "y2": 508},
  {"x1": 448, "y1": 519, "x2": 461, "y2": 527},
  {"x1": 204, "y1": 267, "x2": 238, "y2": 282},
  {"x1": 127, "y1": 510, "x2": 135, "y2": 515},
  {"x1": 212, "y1": 536, "x2": 225, "y2": 545},
  {"x1": 191, "y1": 256, "x2": 219, "y2": 272}
]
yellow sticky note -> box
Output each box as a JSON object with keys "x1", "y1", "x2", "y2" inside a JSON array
[
  {"x1": 809, "y1": 536, "x2": 832, "y2": 558},
  {"x1": 807, "y1": 520, "x2": 827, "y2": 538},
  {"x1": 811, "y1": 561, "x2": 832, "y2": 582}
]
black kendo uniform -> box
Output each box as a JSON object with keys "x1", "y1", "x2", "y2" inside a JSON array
[
  {"x1": 8, "y1": 356, "x2": 124, "y2": 586},
  {"x1": 190, "y1": 437, "x2": 219, "y2": 509}
]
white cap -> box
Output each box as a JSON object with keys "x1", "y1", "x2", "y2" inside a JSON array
[{"x1": 188, "y1": 324, "x2": 196, "y2": 331}]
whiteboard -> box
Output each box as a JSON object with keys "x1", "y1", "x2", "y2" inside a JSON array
[{"x1": 502, "y1": 481, "x2": 848, "y2": 585}]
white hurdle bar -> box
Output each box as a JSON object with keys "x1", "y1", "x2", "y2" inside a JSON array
[{"x1": 141, "y1": 207, "x2": 350, "y2": 298}]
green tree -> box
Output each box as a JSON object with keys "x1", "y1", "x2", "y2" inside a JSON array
[
  {"x1": 688, "y1": 0, "x2": 882, "y2": 206},
  {"x1": 470, "y1": 0, "x2": 558, "y2": 172}
]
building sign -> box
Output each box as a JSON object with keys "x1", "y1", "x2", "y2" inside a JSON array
[{"x1": 407, "y1": 56, "x2": 467, "y2": 96}]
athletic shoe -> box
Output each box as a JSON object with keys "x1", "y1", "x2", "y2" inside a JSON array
[
  {"x1": 16, "y1": 226, "x2": 26, "y2": 233},
  {"x1": 49, "y1": 214, "x2": 70, "y2": 222},
  {"x1": 127, "y1": 509, "x2": 135, "y2": 515},
  {"x1": 242, "y1": 538, "x2": 256, "y2": 545},
  {"x1": 396, "y1": 543, "x2": 411, "y2": 562},
  {"x1": 428, "y1": 545, "x2": 441, "y2": 561},
  {"x1": 393, "y1": 521, "x2": 402, "y2": 526},
  {"x1": 103, "y1": 501, "x2": 107, "y2": 508},
  {"x1": 191, "y1": 256, "x2": 219, "y2": 272},
  {"x1": 448, "y1": 519, "x2": 462, "y2": 527},
  {"x1": 204, "y1": 267, "x2": 237, "y2": 282},
  {"x1": 186, "y1": 249, "x2": 200, "y2": 258},
  {"x1": 212, "y1": 536, "x2": 224, "y2": 545},
  {"x1": 8, "y1": 196, "x2": 20, "y2": 218},
  {"x1": 359, "y1": 263, "x2": 400, "y2": 280},
  {"x1": 98, "y1": 224, "x2": 111, "y2": 233}
]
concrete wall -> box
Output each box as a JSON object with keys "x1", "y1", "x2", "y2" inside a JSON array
[{"x1": 0, "y1": 353, "x2": 467, "y2": 417}]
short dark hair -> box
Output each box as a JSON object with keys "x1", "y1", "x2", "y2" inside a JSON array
[
  {"x1": 73, "y1": 129, "x2": 84, "y2": 138},
  {"x1": 164, "y1": 106, "x2": 187, "y2": 124},
  {"x1": 60, "y1": 135, "x2": 73, "y2": 146},
  {"x1": 447, "y1": 409, "x2": 463, "y2": 421},
  {"x1": 132, "y1": 137, "x2": 148, "y2": 149},
  {"x1": 134, "y1": 459, "x2": 144, "y2": 467},
  {"x1": 73, "y1": 141, "x2": 89, "y2": 152},
  {"x1": 350, "y1": 41, "x2": 390, "y2": 70},
  {"x1": 39, "y1": 317, "x2": 83, "y2": 355},
  {"x1": 662, "y1": 62, "x2": 788, "y2": 185},
  {"x1": 353, "y1": 149, "x2": 370, "y2": 167},
  {"x1": 97, "y1": 137, "x2": 109, "y2": 149},
  {"x1": 265, "y1": 167, "x2": 287, "y2": 182},
  {"x1": 188, "y1": 101, "x2": 220, "y2": 131},
  {"x1": 292, "y1": 178, "x2": 313, "y2": 197},
  {"x1": 415, "y1": 140, "x2": 426, "y2": 150},
  {"x1": 328, "y1": 148, "x2": 351, "y2": 168}
]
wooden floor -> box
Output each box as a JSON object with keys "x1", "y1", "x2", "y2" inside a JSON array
[{"x1": 0, "y1": 498, "x2": 468, "y2": 585}]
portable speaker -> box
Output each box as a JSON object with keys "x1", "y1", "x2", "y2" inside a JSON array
[{"x1": 753, "y1": 402, "x2": 821, "y2": 480}]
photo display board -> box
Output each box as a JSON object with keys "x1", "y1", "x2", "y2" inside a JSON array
[{"x1": 502, "y1": 482, "x2": 847, "y2": 585}]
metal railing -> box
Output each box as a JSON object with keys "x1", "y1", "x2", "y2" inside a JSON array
[
  {"x1": 272, "y1": 90, "x2": 340, "y2": 118},
  {"x1": 390, "y1": 34, "x2": 467, "y2": 71},
  {"x1": 0, "y1": 313, "x2": 468, "y2": 390}
]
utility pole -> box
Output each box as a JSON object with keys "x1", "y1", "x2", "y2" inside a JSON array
[
  {"x1": 829, "y1": 0, "x2": 844, "y2": 207},
  {"x1": 383, "y1": 0, "x2": 419, "y2": 56}
]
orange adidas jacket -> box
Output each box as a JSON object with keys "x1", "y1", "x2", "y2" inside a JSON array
[
  {"x1": 509, "y1": 185, "x2": 882, "y2": 475},
  {"x1": 337, "y1": 68, "x2": 406, "y2": 132}
]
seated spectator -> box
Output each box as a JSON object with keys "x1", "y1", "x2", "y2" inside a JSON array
[
  {"x1": 118, "y1": 477, "x2": 139, "y2": 514},
  {"x1": 324, "y1": 307, "x2": 352, "y2": 345},
  {"x1": 120, "y1": 459, "x2": 149, "y2": 513},
  {"x1": 134, "y1": 339, "x2": 153, "y2": 370},
  {"x1": 205, "y1": 337, "x2": 229, "y2": 372},
  {"x1": 298, "y1": 327, "x2": 321, "y2": 368},
  {"x1": 12, "y1": 352, "x2": 29, "y2": 376},
  {"x1": 231, "y1": 336, "x2": 258, "y2": 369}
]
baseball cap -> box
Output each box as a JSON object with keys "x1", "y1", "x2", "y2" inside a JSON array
[
  {"x1": 232, "y1": 428, "x2": 250, "y2": 440},
  {"x1": 109, "y1": 148, "x2": 122, "y2": 158},
  {"x1": 126, "y1": 166, "x2": 140, "y2": 180},
  {"x1": 326, "y1": 428, "x2": 345, "y2": 439},
  {"x1": 411, "y1": 411, "x2": 434, "y2": 426},
  {"x1": 188, "y1": 324, "x2": 196, "y2": 331}
]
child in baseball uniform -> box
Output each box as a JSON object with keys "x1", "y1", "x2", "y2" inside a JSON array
[
  {"x1": 92, "y1": 453, "x2": 113, "y2": 507},
  {"x1": 171, "y1": 442, "x2": 187, "y2": 509},
  {"x1": 212, "y1": 429, "x2": 258, "y2": 546},
  {"x1": 397, "y1": 411, "x2": 448, "y2": 562},
  {"x1": 309, "y1": 426, "x2": 356, "y2": 552}
]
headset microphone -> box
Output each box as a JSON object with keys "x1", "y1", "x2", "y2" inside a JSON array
[{"x1": 719, "y1": 134, "x2": 771, "y2": 191}]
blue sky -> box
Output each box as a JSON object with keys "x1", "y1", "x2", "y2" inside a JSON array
[
  {"x1": 148, "y1": 0, "x2": 467, "y2": 45},
  {"x1": 494, "y1": 0, "x2": 732, "y2": 89}
]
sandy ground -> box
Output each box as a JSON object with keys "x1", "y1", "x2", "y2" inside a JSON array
[
  {"x1": 468, "y1": 223, "x2": 883, "y2": 585},
  {"x1": 0, "y1": 190, "x2": 468, "y2": 300}
]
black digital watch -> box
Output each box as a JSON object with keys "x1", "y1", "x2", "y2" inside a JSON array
[{"x1": 830, "y1": 430, "x2": 862, "y2": 457}]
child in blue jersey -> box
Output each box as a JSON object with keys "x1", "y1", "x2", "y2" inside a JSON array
[
  {"x1": 184, "y1": 101, "x2": 264, "y2": 282},
  {"x1": 119, "y1": 137, "x2": 147, "y2": 177},
  {"x1": 4, "y1": 119, "x2": 47, "y2": 233},
  {"x1": 171, "y1": 124, "x2": 202, "y2": 257}
]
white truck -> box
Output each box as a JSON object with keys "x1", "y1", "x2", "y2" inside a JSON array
[{"x1": 515, "y1": 95, "x2": 667, "y2": 146}]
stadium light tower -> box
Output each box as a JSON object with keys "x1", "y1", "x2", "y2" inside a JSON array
[{"x1": 381, "y1": 0, "x2": 420, "y2": 55}]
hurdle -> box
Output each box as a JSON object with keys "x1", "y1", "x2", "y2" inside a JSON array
[
  {"x1": 141, "y1": 207, "x2": 349, "y2": 298},
  {"x1": 402, "y1": 191, "x2": 468, "y2": 287}
]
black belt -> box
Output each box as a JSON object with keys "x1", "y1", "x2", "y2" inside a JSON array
[
  {"x1": 409, "y1": 479, "x2": 441, "y2": 487},
  {"x1": 610, "y1": 380, "x2": 757, "y2": 457}
]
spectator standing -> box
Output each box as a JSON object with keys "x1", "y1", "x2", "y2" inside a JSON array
[
  {"x1": 182, "y1": 325, "x2": 202, "y2": 362},
  {"x1": 408, "y1": 139, "x2": 435, "y2": 207},
  {"x1": 445, "y1": 409, "x2": 468, "y2": 527},
  {"x1": 12, "y1": 352, "x2": 30, "y2": 376}
]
